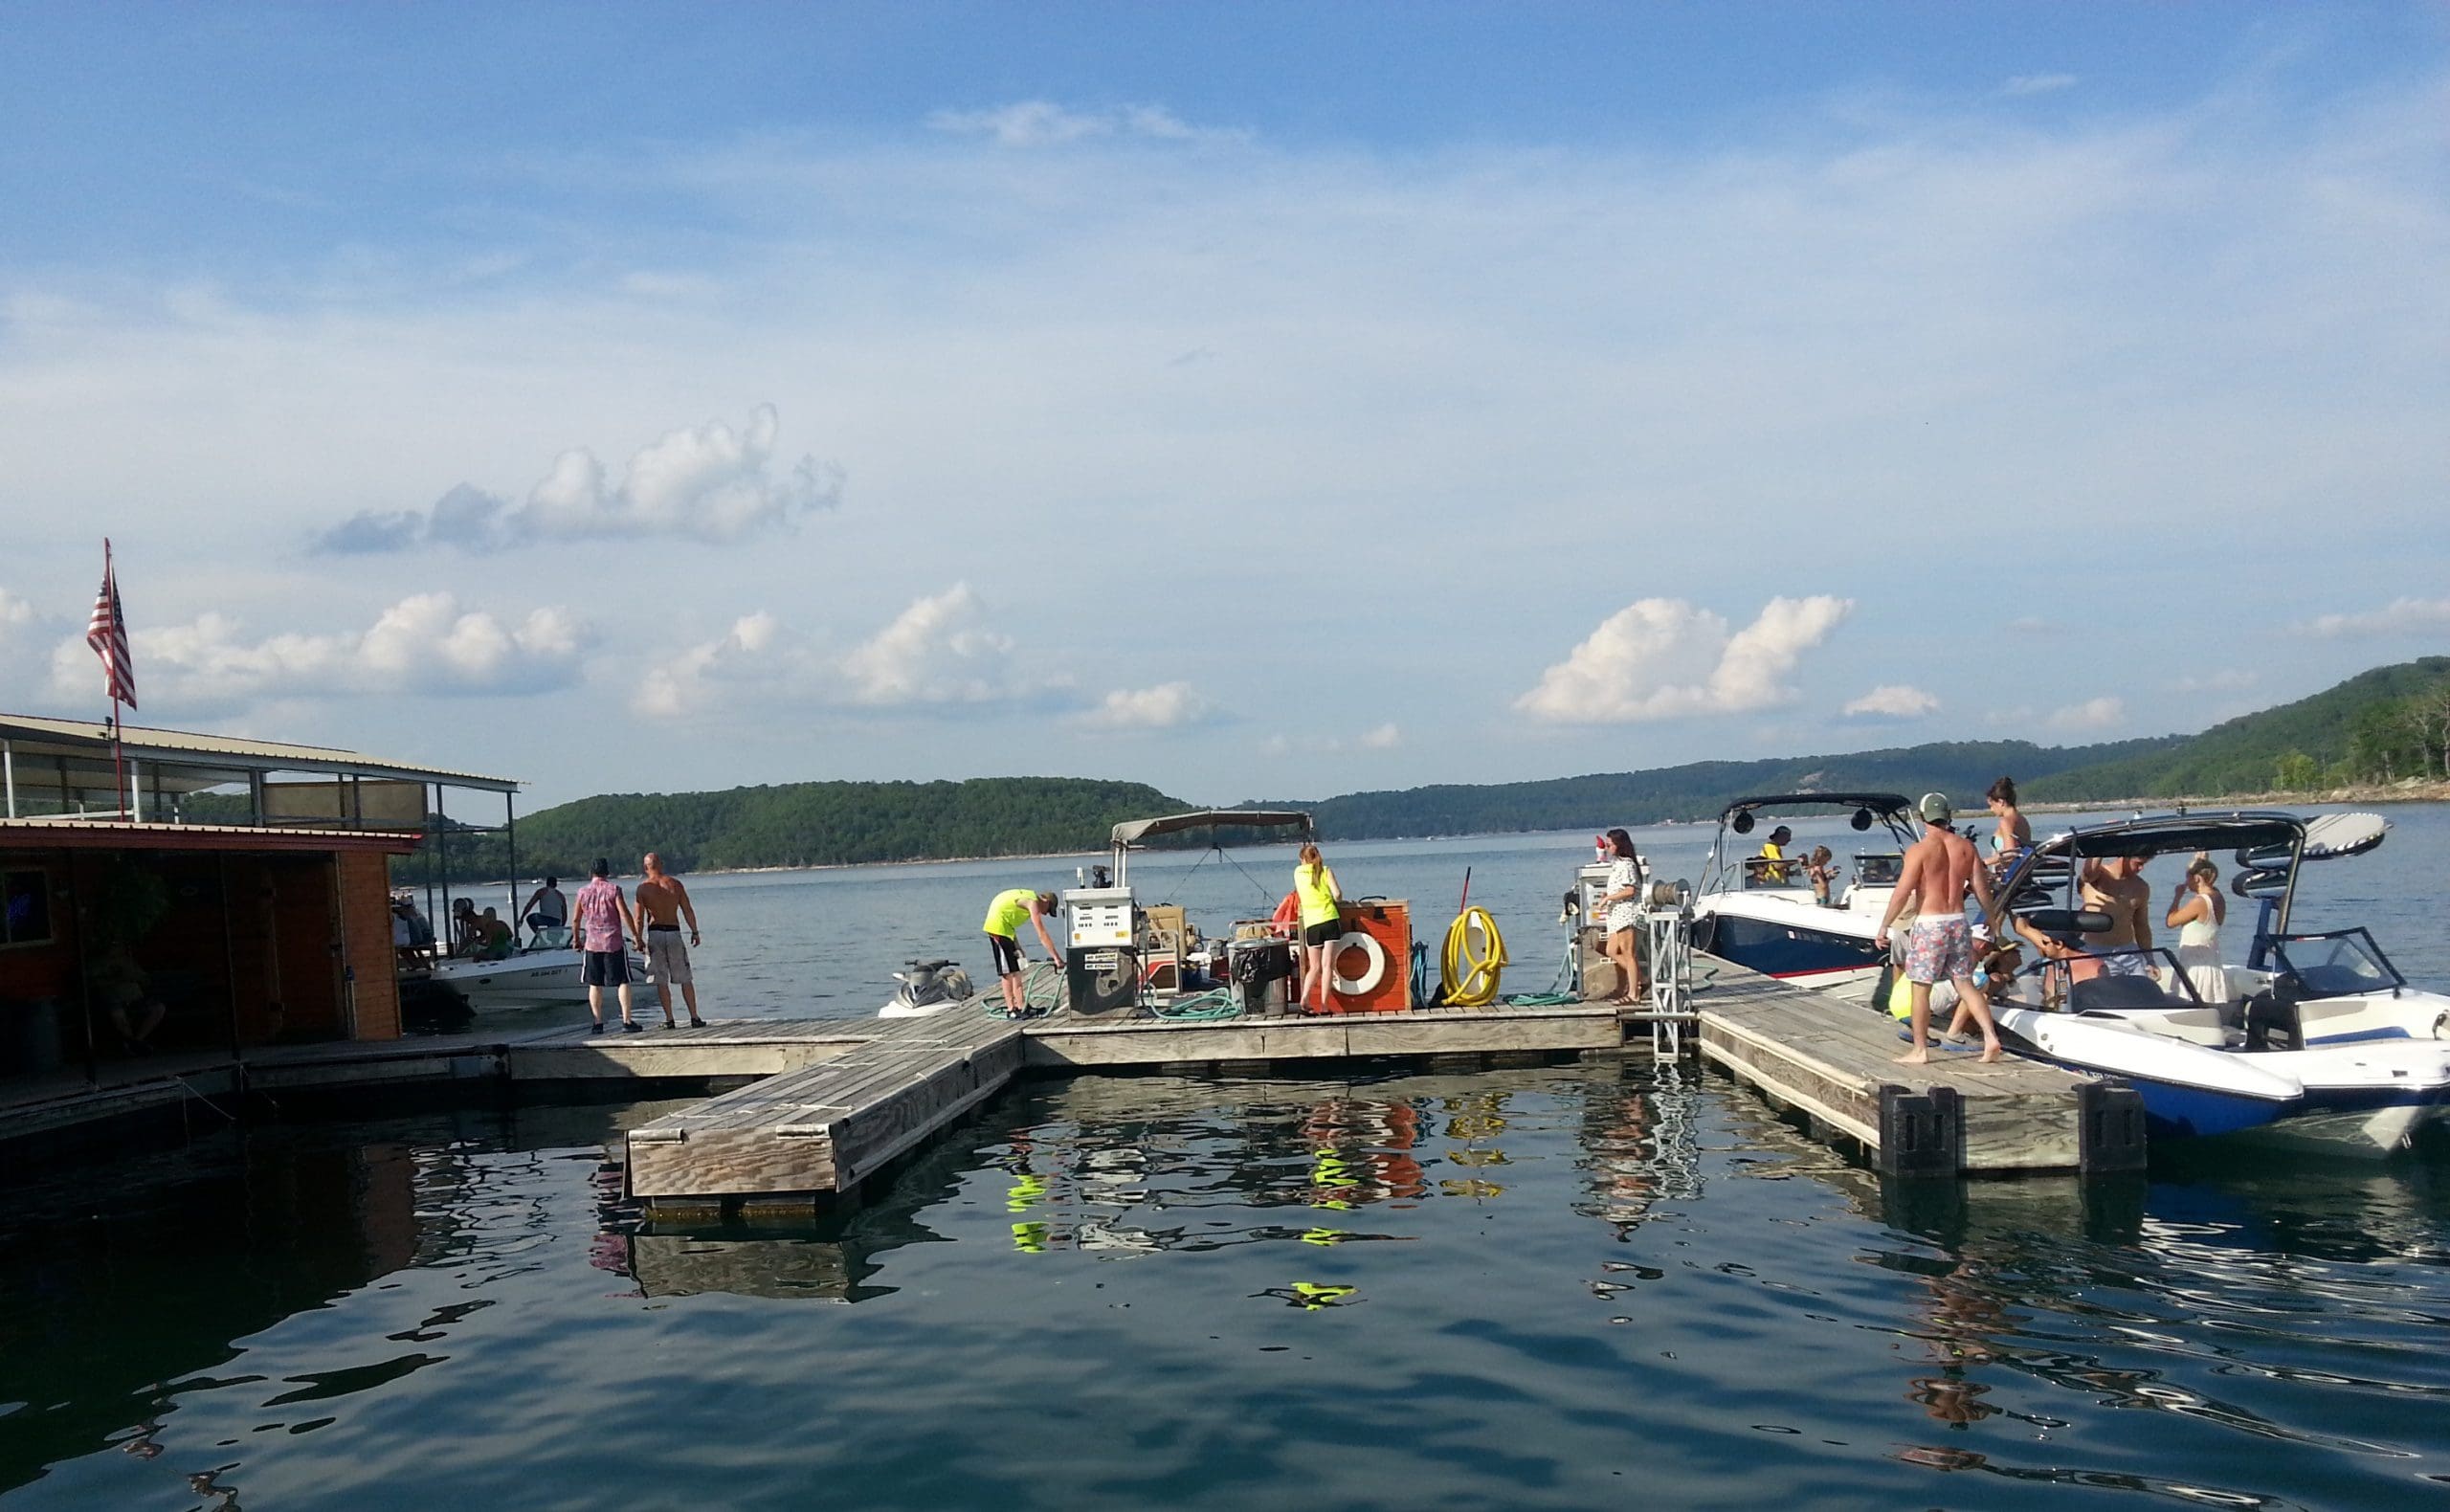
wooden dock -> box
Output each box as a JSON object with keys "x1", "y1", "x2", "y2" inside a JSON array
[
  {"x1": 619, "y1": 998, "x2": 1634, "y2": 1212},
  {"x1": 1694, "y1": 960, "x2": 2146, "y2": 1176}
]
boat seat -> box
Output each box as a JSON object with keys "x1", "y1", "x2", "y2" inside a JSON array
[
  {"x1": 2216, "y1": 976, "x2": 2306, "y2": 1052},
  {"x1": 2068, "y1": 974, "x2": 2186, "y2": 1012}
]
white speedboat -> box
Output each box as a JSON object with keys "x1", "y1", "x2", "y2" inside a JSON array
[
  {"x1": 1986, "y1": 814, "x2": 2450, "y2": 1155},
  {"x1": 419, "y1": 930, "x2": 651, "y2": 1012},
  {"x1": 1686, "y1": 792, "x2": 1915, "y2": 1004}
]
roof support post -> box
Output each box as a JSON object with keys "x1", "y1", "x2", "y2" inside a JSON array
[
  {"x1": 2, "y1": 738, "x2": 14, "y2": 819},
  {"x1": 504, "y1": 790, "x2": 518, "y2": 924},
  {"x1": 128, "y1": 759, "x2": 144, "y2": 823}
]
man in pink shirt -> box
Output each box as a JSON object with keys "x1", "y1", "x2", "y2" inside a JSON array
[{"x1": 570, "y1": 857, "x2": 643, "y2": 1033}]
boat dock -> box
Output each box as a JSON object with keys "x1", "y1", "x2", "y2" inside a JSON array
[
  {"x1": 1695, "y1": 962, "x2": 2147, "y2": 1176},
  {"x1": 0, "y1": 956, "x2": 2147, "y2": 1207}
]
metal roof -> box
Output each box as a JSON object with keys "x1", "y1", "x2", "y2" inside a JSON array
[
  {"x1": 0, "y1": 712, "x2": 517, "y2": 791},
  {"x1": 1111, "y1": 810, "x2": 1313, "y2": 845},
  {"x1": 0, "y1": 817, "x2": 425, "y2": 855}
]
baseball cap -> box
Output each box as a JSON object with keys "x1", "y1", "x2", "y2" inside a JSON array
[{"x1": 1918, "y1": 792, "x2": 1953, "y2": 824}]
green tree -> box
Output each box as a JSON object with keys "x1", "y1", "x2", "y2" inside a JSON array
[{"x1": 2274, "y1": 750, "x2": 2320, "y2": 792}]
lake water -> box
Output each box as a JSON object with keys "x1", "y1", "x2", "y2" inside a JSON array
[{"x1": 6, "y1": 805, "x2": 2449, "y2": 1508}]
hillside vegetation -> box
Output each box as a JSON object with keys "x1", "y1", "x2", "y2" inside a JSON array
[
  {"x1": 1283, "y1": 737, "x2": 2182, "y2": 839},
  {"x1": 2027, "y1": 657, "x2": 2450, "y2": 801},
  {"x1": 394, "y1": 775, "x2": 1189, "y2": 883},
  {"x1": 383, "y1": 657, "x2": 2448, "y2": 881}
]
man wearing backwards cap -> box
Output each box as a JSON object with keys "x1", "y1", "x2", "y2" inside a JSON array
[{"x1": 1874, "y1": 792, "x2": 2003, "y2": 1065}]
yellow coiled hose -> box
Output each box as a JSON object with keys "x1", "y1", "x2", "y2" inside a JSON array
[{"x1": 1439, "y1": 906, "x2": 1509, "y2": 1007}]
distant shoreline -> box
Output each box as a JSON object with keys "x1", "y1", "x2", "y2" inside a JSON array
[{"x1": 426, "y1": 783, "x2": 2450, "y2": 889}]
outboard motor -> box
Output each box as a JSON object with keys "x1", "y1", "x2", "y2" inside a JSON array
[{"x1": 890, "y1": 958, "x2": 975, "y2": 1013}]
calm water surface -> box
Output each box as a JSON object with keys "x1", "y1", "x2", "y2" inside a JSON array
[{"x1": 6, "y1": 806, "x2": 2449, "y2": 1508}]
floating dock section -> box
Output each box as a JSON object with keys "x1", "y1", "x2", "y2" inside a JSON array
[{"x1": 1694, "y1": 961, "x2": 2146, "y2": 1176}]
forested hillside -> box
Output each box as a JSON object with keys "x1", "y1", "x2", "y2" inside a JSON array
[
  {"x1": 374, "y1": 657, "x2": 2447, "y2": 882},
  {"x1": 1273, "y1": 736, "x2": 2182, "y2": 839},
  {"x1": 393, "y1": 776, "x2": 1190, "y2": 883},
  {"x1": 2028, "y1": 658, "x2": 2450, "y2": 801}
]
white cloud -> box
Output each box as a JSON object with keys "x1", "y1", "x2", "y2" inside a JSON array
[
  {"x1": 2297, "y1": 597, "x2": 2450, "y2": 638},
  {"x1": 839, "y1": 584, "x2": 1020, "y2": 706},
  {"x1": 631, "y1": 586, "x2": 1064, "y2": 720},
  {"x1": 2171, "y1": 668, "x2": 2259, "y2": 694},
  {"x1": 1360, "y1": 722, "x2": 1402, "y2": 750},
  {"x1": 1516, "y1": 596, "x2": 1853, "y2": 723},
  {"x1": 2002, "y1": 74, "x2": 2080, "y2": 97},
  {"x1": 313, "y1": 405, "x2": 842, "y2": 554},
  {"x1": 2048, "y1": 696, "x2": 2126, "y2": 732},
  {"x1": 0, "y1": 589, "x2": 32, "y2": 628},
  {"x1": 925, "y1": 100, "x2": 1234, "y2": 147},
  {"x1": 1081, "y1": 681, "x2": 1217, "y2": 731},
  {"x1": 1841, "y1": 684, "x2": 1941, "y2": 720},
  {"x1": 48, "y1": 592, "x2": 592, "y2": 715}
]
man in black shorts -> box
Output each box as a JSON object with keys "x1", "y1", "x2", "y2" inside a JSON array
[{"x1": 570, "y1": 857, "x2": 643, "y2": 1033}]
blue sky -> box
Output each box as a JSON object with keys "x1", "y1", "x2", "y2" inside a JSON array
[{"x1": 3, "y1": 4, "x2": 2446, "y2": 809}]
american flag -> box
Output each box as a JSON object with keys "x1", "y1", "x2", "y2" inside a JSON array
[{"x1": 87, "y1": 541, "x2": 136, "y2": 711}]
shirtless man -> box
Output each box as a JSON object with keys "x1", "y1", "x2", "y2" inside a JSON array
[
  {"x1": 635, "y1": 852, "x2": 704, "y2": 1029},
  {"x1": 1874, "y1": 792, "x2": 2003, "y2": 1064},
  {"x1": 2079, "y1": 854, "x2": 2156, "y2": 978}
]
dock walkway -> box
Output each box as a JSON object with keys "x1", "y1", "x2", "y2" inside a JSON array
[{"x1": 1694, "y1": 961, "x2": 2146, "y2": 1175}]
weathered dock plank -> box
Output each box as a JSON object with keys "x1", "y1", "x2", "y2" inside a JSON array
[
  {"x1": 625, "y1": 1014, "x2": 1025, "y2": 1202},
  {"x1": 1695, "y1": 959, "x2": 2145, "y2": 1174}
]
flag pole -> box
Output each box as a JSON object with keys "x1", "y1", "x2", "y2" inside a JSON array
[{"x1": 103, "y1": 539, "x2": 128, "y2": 821}]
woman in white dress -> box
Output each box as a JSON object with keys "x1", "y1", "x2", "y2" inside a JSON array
[
  {"x1": 2165, "y1": 857, "x2": 2229, "y2": 1003},
  {"x1": 1592, "y1": 828, "x2": 1646, "y2": 1005}
]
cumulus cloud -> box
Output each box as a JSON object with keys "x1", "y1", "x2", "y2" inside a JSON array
[
  {"x1": 2297, "y1": 597, "x2": 2450, "y2": 638},
  {"x1": 925, "y1": 100, "x2": 1233, "y2": 147},
  {"x1": 1360, "y1": 723, "x2": 1402, "y2": 750},
  {"x1": 631, "y1": 585, "x2": 1066, "y2": 720},
  {"x1": 312, "y1": 405, "x2": 841, "y2": 554},
  {"x1": 2002, "y1": 73, "x2": 2080, "y2": 97},
  {"x1": 2049, "y1": 696, "x2": 2126, "y2": 732},
  {"x1": 1516, "y1": 597, "x2": 1853, "y2": 723},
  {"x1": 1080, "y1": 681, "x2": 1217, "y2": 731},
  {"x1": 49, "y1": 592, "x2": 591, "y2": 714},
  {"x1": 1841, "y1": 684, "x2": 1941, "y2": 720}
]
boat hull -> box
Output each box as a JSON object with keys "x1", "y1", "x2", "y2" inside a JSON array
[
  {"x1": 423, "y1": 952, "x2": 651, "y2": 1012},
  {"x1": 1692, "y1": 903, "x2": 1887, "y2": 1005}
]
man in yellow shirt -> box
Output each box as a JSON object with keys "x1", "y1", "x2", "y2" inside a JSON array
[
  {"x1": 1757, "y1": 825, "x2": 1794, "y2": 884},
  {"x1": 983, "y1": 888, "x2": 1063, "y2": 1017}
]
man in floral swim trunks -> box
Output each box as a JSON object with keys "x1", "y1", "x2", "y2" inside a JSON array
[{"x1": 1874, "y1": 793, "x2": 2003, "y2": 1065}]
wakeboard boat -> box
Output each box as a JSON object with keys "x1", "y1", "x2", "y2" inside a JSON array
[
  {"x1": 1686, "y1": 792, "x2": 1917, "y2": 1005},
  {"x1": 1982, "y1": 812, "x2": 2450, "y2": 1155},
  {"x1": 421, "y1": 927, "x2": 651, "y2": 1013}
]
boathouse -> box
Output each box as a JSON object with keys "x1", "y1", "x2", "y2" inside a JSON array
[{"x1": 0, "y1": 714, "x2": 517, "y2": 1095}]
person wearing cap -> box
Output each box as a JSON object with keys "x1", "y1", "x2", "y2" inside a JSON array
[
  {"x1": 983, "y1": 886, "x2": 1064, "y2": 1018},
  {"x1": 1755, "y1": 824, "x2": 1795, "y2": 885},
  {"x1": 1873, "y1": 793, "x2": 2003, "y2": 1064}
]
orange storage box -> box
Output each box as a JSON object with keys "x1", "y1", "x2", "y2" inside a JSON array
[{"x1": 1320, "y1": 900, "x2": 1411, "y2": 1013}]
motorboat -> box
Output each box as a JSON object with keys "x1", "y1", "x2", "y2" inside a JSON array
[
  {"x1": 1685, "y1": 792, "x2": 1917, "y2": 1004},
  {"x1": 418, "y1": 927, "x2": 651, "y2": 1012},
  {"x1": 1982, "y1": 813, "x2": 2450, "y2": 1155}
]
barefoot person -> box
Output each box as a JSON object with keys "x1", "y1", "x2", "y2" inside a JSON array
[
  {"x1": 1874, "y1": 793, "x2": 2003, "y2": 1064},
  {"x1": 571, "y1": 858, "x2": 643, "y2": 1034},
  {"x1": 983, "y1": 887, "x2": 1063, "y2": 1018},
  {"x1": 1293, "y1": 842, "x2": 1345, "y2": 1012},
  {"x1": 636, "y1": 852, "x2": 704, "y2": 1028},
  {"x1": 1592, "y1": 828, "x2": 1647, "y2": 1005}
]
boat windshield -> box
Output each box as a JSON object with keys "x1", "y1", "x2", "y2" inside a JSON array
[
  {"x1": 1852, "y1": 854, "x2": 1902, "y2": 888},
  {"x1": 2267, "y1": 929, "x2": 2407, "y2": 997}
]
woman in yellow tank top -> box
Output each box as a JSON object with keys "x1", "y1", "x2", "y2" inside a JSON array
[{"x1": 1293, "y1": 842, "x2": 1343, "y2": 1012}]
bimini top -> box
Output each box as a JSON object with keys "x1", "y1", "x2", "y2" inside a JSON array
[
  {"x1": 1718, "y1": 792, "x2": 1911, "y2": 820},
  {"x1": 1111, "y1": 810, "x2": 1313, "y2": 846},
  {"x1": 2040, "y1": 812, "x2": 2305, "y2": 860}
]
